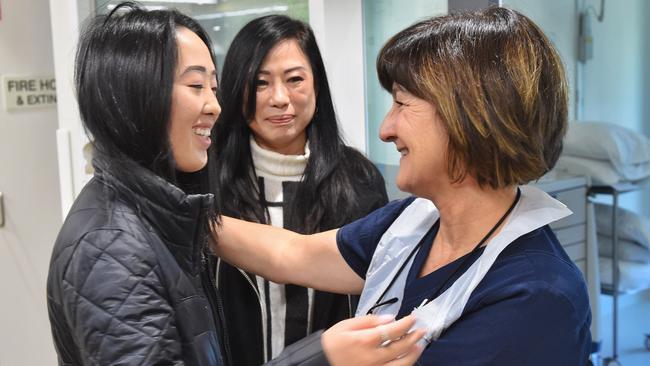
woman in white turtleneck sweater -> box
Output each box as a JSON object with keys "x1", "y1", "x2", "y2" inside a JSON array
[
  {"x1": 211, "y1": 15, "x2": 388, "y2": 366},
  {"x1": 249, "y1": 136, "x2": 310, "y2": 231}
]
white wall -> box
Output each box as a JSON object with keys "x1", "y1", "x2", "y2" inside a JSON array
[
  {"x1": 309, "y1": 0, "x2": 367, "y2": 152},
  {"x1": 581, "y1": 0, "x2": 644, "y2": 132},
  {"x1": 579, "y1": 0, "x2": 649, "y2": 216},
  {"x1": 50, "y1": 0, "x2": 93, "y2": 217},
  {"x1": 0, "y1": 0, "x2": 61, "y2": 364}
]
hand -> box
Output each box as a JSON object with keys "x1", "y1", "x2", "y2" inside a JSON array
[{"x1": 321, "y1": 315, "x2": 425, "y2": 366}]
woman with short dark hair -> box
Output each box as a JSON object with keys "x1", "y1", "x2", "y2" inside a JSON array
[
  {"x1": 211, "y1": 15, "x2": 388, "y2": 365},
  {"x1": 215, "y1": 7, "x2": 592, "y2": 365},
  {"x1": 375, "y1": 9, "x2": 567, "y2": 189}
]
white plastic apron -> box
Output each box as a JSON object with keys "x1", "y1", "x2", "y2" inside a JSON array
[{"x1": 355, "y1": 185, "x2": 571, "y2": 345}]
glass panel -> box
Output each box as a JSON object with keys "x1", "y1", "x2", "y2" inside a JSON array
[
  {"x1": 95, "y1": 0, "x2": 309, "y2": 71},
  {"x1": 363, "y1": 0, "x2": 446, "y2": 167},
  {"x1": 362, "y1": 0, "x2": 447, "y2": 198}
]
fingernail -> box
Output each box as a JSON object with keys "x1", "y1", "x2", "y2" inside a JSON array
[{"x1": 377, "y1": 314, "x2": 396, "y2": 322}]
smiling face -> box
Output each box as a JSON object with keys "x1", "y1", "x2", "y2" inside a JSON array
[
  {"x1": 169, "y1": 27, "x2": 221, "y2": 173},
  {"x1": 379, "y1": 84, "x2": 450, "y2": 197},
  {"x1": 248, "y1": 39, "x2": 316, "y2": 155}
]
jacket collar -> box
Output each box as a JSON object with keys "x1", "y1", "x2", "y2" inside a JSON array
[{"x1": 94, "y1": 160, "x2": 213, "y2": 276}]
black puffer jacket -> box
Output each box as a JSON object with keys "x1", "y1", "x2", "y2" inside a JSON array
[{"x1": 47, "y1": 165, "x2": 225, "y2": 365}]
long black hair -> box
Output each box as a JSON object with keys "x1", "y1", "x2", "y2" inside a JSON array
[
  {"x1": 211, "y1": 14, "x2": 384, "y2": 233},
  {"x1": 76, "y1": 2, "x2": 220, "y2": 231},
  {"x1": 76, "y1": 2, "x2": 216, "y2": 188}
]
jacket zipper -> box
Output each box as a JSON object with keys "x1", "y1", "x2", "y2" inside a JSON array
[
  {"x1": 216, "y1": 258, "x2": 269, "y2": 363},
  {"x1": 202, "y1": 257, "x2": 232, "y2": 366},
  {"x1": 348, "y1": 295, "x2": 354, "y2": 316},
  {"x1": 196, "y1": 202, "x2": 232, "y2": 366}
]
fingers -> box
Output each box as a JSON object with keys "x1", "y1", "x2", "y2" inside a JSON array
[
  {"x1": 373, "y1": 315, "x2": 417, "y2": 345},
  {"x1": 384, "y1": 343, "x2": 425, "y2": 366},
  {"x1": 336, "y1": 314, "x2": 397, "y2": 332},
  {"x1": 321, "y1": 315, "x2": 426, "y2": 366},
  {"x1": 382, "y1": 328, "x2": 426, "y2": 365}
]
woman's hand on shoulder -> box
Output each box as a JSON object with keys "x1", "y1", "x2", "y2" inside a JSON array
[{"x1": 321, "y1": 315, "x2": 425, "y2": 366}]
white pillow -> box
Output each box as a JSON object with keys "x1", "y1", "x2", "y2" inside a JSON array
[
  {"x1": 599, "y1": 258, "x2": 650, "y2": 293},
  {"x1": 555, "y1": 155, "x2": 650, "y2": 183},
  {"x1": 554, "y1": 156, "x2": 622, "y2": 185},
  {"x1": 616, "y1": 161, "x2": 650, "y2": 181},
  {"x1": 564, "y1": 121, "x2": 650, "y2": 166},
  {"x1": 595, "y1": 203, "x2": 650, "y2": 249},
  {"x1": 598, "y1": 235, "x2": 650, "y2": 263}
]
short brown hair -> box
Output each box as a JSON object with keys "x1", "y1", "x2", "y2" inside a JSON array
[{"x1": 377, "y1": 7, "x2": 568, "y2": 188}]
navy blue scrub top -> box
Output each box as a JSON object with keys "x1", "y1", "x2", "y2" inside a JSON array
[{"x1": 337, "y1": 197, "x2": 592, "y2": 366}]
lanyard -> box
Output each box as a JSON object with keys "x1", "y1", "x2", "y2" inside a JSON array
[{"x1": 366, "y1": 188, "x2": 521, "y2": 315}]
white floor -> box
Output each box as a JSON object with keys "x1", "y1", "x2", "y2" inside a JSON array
[{"x1": 595, "y1": 290, "x2": 650, "y2": 365}]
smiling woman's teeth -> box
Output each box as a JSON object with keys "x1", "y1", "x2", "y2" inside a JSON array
[{"x1": 192, "y1": 127, "x2": 211, "y2": 137}]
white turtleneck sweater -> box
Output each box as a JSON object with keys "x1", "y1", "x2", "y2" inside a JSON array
[{"x1": 249, "y1": 137, "x2": 315, "y2": 360}]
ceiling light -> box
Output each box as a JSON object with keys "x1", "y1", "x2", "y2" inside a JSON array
[
  {"x1": 139, "y1": 0, "x2": 218, "y2": 4},
  {"x1": 195, "y1": 6, "x2": 288, "y2": 20}
]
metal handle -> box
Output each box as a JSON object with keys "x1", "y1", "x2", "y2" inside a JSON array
[{"x1": 0, "y1": 191, "x2": 4, "y2": 227}]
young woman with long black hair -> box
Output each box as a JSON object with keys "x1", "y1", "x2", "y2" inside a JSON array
[{"x1": 46, "y1": 3, "x2": 226, "y2": 364}]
